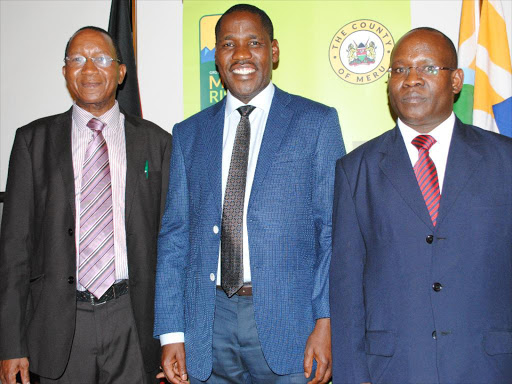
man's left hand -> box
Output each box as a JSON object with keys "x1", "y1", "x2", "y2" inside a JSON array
[{"x1": 304, "y1": 318, "x2": 331, "y2": 384}]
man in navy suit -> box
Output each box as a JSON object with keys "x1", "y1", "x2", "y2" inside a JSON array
[
  {"x1": 330, "y1": 27, "x2": 512, "y2": 384},
  {"x1": 154, "y1": 4, "x2": 344, "y2": 384}
]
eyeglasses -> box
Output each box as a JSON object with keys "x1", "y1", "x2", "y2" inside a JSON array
[
  {"x1": 64, "y1": 55, "x2": 120, "y2": 68},
  {"x1": 387, "y1": 65, "x2": 456, "y2": 78}
]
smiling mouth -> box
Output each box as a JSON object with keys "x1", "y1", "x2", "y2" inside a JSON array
[
  {"x1": 232, "y1": 67, "x2": 256, "y2": 75},
  {"x1": 82, "y1": 82, "x2": 101, "y2": 88}
]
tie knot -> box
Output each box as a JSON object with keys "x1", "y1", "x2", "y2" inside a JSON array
[
  {"x1": 237, "y1": 105, "x2": 256, "y2": 117},
  {"x1": 86, "y1": 118, "x2": 106, "y2": 132},
  {"x1": 412, "y1": 135, "x2": 436, "y2": 151}
]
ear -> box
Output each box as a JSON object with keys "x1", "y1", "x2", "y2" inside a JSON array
[
  {"x1": 62, "y1": 65, "x2": 66, "y2": 78},
  {"x1": 271, "y1": 39, "x2": 280, "y2": 64},
  {"x1": 451, "y1": 68, "x2": 464, "y2": 94},
  {"x1": 118, "y1": 64, "x2": 127, "y2": 85}
]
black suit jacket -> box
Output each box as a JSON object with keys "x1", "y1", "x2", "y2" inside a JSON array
[{"x1": 0, "y1": 108, "x2": 171, "y2": 378}]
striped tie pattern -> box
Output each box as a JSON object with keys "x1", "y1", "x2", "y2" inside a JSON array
[
  {"x1": 78, "y1": 118, "x2": 115, "y2": 298},
  {"x1": 412, "y1": 135, "x2": 441, "y2": 226}
]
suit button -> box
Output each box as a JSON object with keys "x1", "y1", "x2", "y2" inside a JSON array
[
  {"x1": 213, "y1": 225, "x2": 219, "y2": 234},
  {"x1": 432, "y1": 282, "x2": 443, "y2": 292},
  {"x1": 210, "y1": 273, "x2": 215, "y2": 282},
  {"x1": 426, "y1": 235, "x2": 434, "y2": 244},
  {"x1": 68, "y1": 228, "x2": 74, "y2": 236},
  {"x1": 68, "y1": 276, "x2": 75, "y2": 284},
  {"x1": 432, "y1": 331, "x2": 437, "y2": 339}
]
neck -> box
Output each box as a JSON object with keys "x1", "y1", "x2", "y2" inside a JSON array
[{"x1": 77, "y1": 99, "x2": 116, "y2": 117}]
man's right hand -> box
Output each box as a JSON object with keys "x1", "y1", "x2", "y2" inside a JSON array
[
  {"x1": 0, "y1": 358, "x2": 30, "y2": 384},
  {"x1": 157, "y1": 343, "x2": 188, "y2": 384}
]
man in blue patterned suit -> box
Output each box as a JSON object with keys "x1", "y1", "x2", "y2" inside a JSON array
[{"x1": 154, "y1": 4, "x2": 345, "y2": 384}]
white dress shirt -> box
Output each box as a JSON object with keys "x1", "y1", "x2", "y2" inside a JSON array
[
  {"x1": 72, "y1": 101, "x2": 128, "y2": 291},
  {"x1": 160, "y1": 83, "x2": 275, "y2": 346},
  {"x1": 398, "y1": 112, "x2": 456, "y2": 193}
]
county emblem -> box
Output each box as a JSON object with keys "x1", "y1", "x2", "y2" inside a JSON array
[{"x1": 329, "y1": 20, "x2": 394, "y2": 85}]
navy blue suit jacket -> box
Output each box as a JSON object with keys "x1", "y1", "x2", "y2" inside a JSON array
[
  {"x1": 154, "y1": 87, "x2": 345, "y2": 380},
  {"x1": 330, "y1": 118, "x2": 512, "y2": 383}
]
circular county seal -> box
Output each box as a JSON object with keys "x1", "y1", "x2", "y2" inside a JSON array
[{"x1": 329, "y1": 19, "x2": 394, "y2": 85}]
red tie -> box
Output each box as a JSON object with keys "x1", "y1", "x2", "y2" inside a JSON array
[{"x1": 412, "y1": 135, "x2": 441, "y2": 226}]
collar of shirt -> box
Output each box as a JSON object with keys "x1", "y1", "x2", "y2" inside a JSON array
[
  {"x1": 398, "y1": 112, "x2": 455, "y2": 192},
  {"x1": 224, "y1": 82, "x2": 275, "y2": 118},
  {"x1": 72, "y1": 101, "x2": 122, "y2": 136}
]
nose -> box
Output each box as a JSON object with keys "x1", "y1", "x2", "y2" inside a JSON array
[
  {"x1": 81, "y1": 57, "x2": 98, "y2": 73},
  {"x1": 232, "y1": 44, "x2": 252, "y2": 61},
  {"x1": 403, "y1": 67, "x2": 424, "y2": 87}
]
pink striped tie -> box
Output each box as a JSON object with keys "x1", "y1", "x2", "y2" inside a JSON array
[
  {"x1": 412, "y1": 135, "x2": 441, "y2": 226},
  {"x1": 78, "y1": 118, "x2": 115, "y2": 298}
]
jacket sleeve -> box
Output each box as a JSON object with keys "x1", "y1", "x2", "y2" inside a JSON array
[
  {"x1": 330, "y1": 159, "x2": 370, "y2": 383},
  {"x1": 311, "y1": 107, "x2": 345, "y2": 319},
  {"x1": 0, "y1": 129, "x2": 34, "y2": 360},
  {"x1": 154, "y1": 125, "x2": 189, "y2": 337}
]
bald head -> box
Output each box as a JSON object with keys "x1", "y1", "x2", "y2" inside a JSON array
[
  {"x1": 387, "y1": 27, "x2": 464, "y2": 133},
  {"x1": 393, "y1": 27, "x2": 458, "y2": 68},
  {"x1": 65, "y1": 26, "x2": 122, "y2": 63}
]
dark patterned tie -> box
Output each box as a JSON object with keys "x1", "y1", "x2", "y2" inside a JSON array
[
  {"x1": 412, "y1": 135, "x2": 441, "y2": 226},
  {"x1": 221, "y1": 105, "x2": 256, "y2": 297},
  {"x1": 78, "y1": 118, "x2": 115, "y2": 298}
]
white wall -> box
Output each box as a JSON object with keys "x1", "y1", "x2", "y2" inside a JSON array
[
  {"x1": 1, "y1": 0, "x2": 511, "y2": 190},
  {"x1": 137, "y1": 0, "x2": 183, "y2": 133}
]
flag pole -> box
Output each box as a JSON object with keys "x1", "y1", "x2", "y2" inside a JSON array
[{"x1": 132, "y1": 0, "x2": 137, "y2": 65}]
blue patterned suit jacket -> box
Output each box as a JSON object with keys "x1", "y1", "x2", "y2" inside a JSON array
[
  {"x1": 330, "y1": 118, "x2": 512, "y2": 383},
  {"x1": 154, "y1": 87, "x2": 345, "y2": 380}
]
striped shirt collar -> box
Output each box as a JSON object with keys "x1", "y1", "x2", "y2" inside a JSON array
[{"x1": 72, "y1": 101, "x2": 121, "y2": 134}]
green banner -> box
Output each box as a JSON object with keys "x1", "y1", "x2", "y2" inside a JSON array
[{"x1": 184, "y1": 1, "x2": 411, "y2": 152}]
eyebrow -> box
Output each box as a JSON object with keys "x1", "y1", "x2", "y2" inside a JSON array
[{"x1": 220, "y1": 33, "x2": 261, "y2": 40}]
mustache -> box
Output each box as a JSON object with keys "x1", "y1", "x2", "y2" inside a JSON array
[{"x1": 230, "y1": 60, "x2": 255, "y2": 68}]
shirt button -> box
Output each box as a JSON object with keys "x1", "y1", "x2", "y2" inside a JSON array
[
  {"x1": 426, "y1": 235, "x2": 434, "y2": 244},
  {"x1": 210, "y1": 273, "x2": 215, "y2": 282},
  {"x1": 213, "y1": 225, "x2": 219, "y2": 234},
  {"x1": 68, "y1": 276, "x2": 75, "y2": 284},
  {"x1": 432, "y1": 282, "x2": 443, "y2": 292},
  {"x1": 68, "y1": 228, "x2": 74, "y2": 236},
  {"x1": 432, "y1": 331, "x2": 437, "y2": 340}
]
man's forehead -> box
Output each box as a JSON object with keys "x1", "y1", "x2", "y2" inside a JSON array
[
  {"x1": 392, "y1": 31, "x2": 446, "y2": 59},
  {"x1": 219, "y1": 12, "x2": 264, "y2": 31},
  {"x1": 69, "y1": 30, "x2": 114, "y2": 50}
]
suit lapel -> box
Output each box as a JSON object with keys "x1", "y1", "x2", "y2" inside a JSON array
[
  {"x1": 379, "y1": 126, "x2": 435, "y2": 230},
  {"x1": 436, "y1": 119, "x2": 483, "y2": 226},
  {"x1": 124, "y1": 114, "x2": 146, "y2": 225},
  {"x1": 248, "y1": 88, "x2": 293, "y2": 208},
  {"x1": 205, "y1": 100, "x2": 226, "y2": 217},
  {"x1": 51, "y1": 109, "x2": 76, "y2": 220}
]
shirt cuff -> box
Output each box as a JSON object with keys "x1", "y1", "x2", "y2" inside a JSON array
[{"x1": 160, "y1": 332, "x2": 185, "y2": 346}]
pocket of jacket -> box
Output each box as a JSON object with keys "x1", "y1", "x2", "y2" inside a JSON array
[
  {"x1": 25, "y1": 274, "x2": 45, "y2": 326},
  {"x1": 365, "y1": 330, "x2": 397, "y2": 384},
  {"x1": 365, "y1": 330, "x2": 397, "y2": 356},
  {"x1": 484, "y1": 330, "x2": 512, "y2": 355}
]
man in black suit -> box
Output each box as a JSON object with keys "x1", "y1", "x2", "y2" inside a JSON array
[{"x1": 0, "y1": 26, "x2": 171, "y2": 384}]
